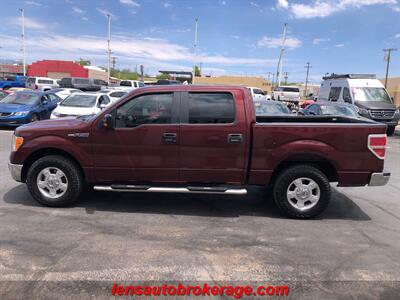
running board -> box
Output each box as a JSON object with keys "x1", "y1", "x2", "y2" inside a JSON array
[{"x1": 93, "y1": 185, "x2": 247, "y2": 195}]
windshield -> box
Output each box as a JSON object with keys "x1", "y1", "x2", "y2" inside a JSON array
[
  {"x1": 60, "y1": 94, "x2": 97, "y2": 107},
  {"x1": 352, "y1": 87, "x2": 392, "y2": 103},
  {"x1": 254, "y1": 102, "x2": 290, "y2": 115},
  {"x1": 0, "y1": 93, "x2": 39, "y2": 105},
  {"x1": 320, "y1": 105, "x2": 358, "y2": 116},
  {"x1": 253, "y1": 89, "x2": 265, "y2": 95}
]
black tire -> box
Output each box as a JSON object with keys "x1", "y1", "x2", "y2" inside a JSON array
[
  {"x1": 273, "y1": 165, "x2": 331, "y2": 219},
  {"x1": 26, "y1": 155, "x2": 83, "y2": 207},
  {"x1": 387, "y1": 126, "x2": 395, "y2": 136},
  {"x1": 30, "y1": 113, "x2": 39, "y2": 123}
]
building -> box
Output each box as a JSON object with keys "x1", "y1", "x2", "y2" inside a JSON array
[
  {"x1": 0, "y1": 64, "x2": 23, "y2": 77},
  {"x1": 194, "y1": 75, "x2": 273, "y2": 93},
  {"x1": 380, "y1": 77, "x2": 400, "y2": 107},
  {"x1": 27, "y1": 60, "x2": 108, "y2": 80}
]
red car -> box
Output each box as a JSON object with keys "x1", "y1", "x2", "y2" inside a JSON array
[{"x1": 8, "y1": 85, "x2": 390, "y2": 218}]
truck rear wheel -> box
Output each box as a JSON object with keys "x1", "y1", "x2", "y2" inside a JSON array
[
  {"x1": 273, "y1": 165, "x2": 331, "y2": 219},
  {"x1": 387, "y1": 126, "x2": 395, "y2": 136},
  {"x1": 26, "y1": 155, "x2": 83, "y2": 207}
]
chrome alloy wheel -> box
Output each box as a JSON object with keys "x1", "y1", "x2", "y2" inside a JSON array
[
  {"x1": 286, "y1": 177, "x2": 320, "y2": 211},
  {"x1": 36, "y1": 167, "x2": 68, "y2": 199}
]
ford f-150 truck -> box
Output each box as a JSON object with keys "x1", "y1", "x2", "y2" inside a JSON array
[
  {"x1": 0, "y1": 75, "x2": 27, "y2": 90},
  {"x1": 8, "y1": 85, "x2": 390, "y2": 218}
]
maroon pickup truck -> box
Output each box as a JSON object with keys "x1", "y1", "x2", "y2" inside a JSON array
[{"x1": 8, "y1": 85, "x2": 390, "y2": 218}]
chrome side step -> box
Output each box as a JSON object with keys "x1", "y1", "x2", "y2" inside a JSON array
[{"x1": 93, "y1": 185, "x2": 247, "y2": 195}]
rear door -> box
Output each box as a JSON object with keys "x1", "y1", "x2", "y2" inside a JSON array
[{"x1": 179, "y1": 90, "x2": 247, "y2": 184}]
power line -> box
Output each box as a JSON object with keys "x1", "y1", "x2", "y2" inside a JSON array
[
  {"x1": 304, "y1": 62, "x2": 312, "y2": 97},
  {"x1": 383, "y1": 48, "x2": 397, "y2": 88}
]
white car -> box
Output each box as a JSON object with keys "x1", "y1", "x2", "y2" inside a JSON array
[
  {"x1": 247, "y1": 86, "x2": 271, "y2": 100},
  {"x1": 272, "y1": 86, "x2": 300, "y2": 104},
  {"x1": 47, "y1": 88, "x2": 81, "y2": 100},
  {"x1": 102, "y1": 90, "x2": 129, "y2": 102},
  {"x1": 51, "y1": 92, "x2": 111, "y2": 119},
  {"x1": 26, "y1": 77, "x2": 58, "y2": 91}
]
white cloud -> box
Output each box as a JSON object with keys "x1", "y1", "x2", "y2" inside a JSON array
[
  {"x1": 219, "y1": 0, "x2": 227, "y2": 5},
  {"x1": 72, "y1": 6, "x2": 84, "y2": 14},
  {"x1": 163, "y1": 2, "x2": 171, "y2": 8},
  {"x1": 250, "y1": 2, "x2": 259, "y2": 7},
  {"x1": 257, "y1": 36, "x2": 302, "y2": 49},
  {"x1": 312, "y1": 38, "x2": 331, "y2": 44},
  {"x1": 119, "y1": 0, "x2": 140, "y2": 7},
  {"x1": 230, "y1": 35, "x2": 240, "y2": 39},
  {"x1": 392, "y1": 6, "x2": 400, "y2": 11},
  {"x1": 394, "y1": 33, "x2": 400, "y2": 38},
  {"x1": 25, "y1": 1, "x2": 42, "y2": 6},
  {"x1": 276, "y1": 0, "x2": 289, "y2": 9},
  {"x1": 281, "y1": 0, "x2": 396, "y2": 19},
  {"x1": 9, "y1": 16, "x2": 46, "y2": 29},
  {"x1": 0, "y1": 33, "x2": 276, "y2": 68},
  {"x1": 335, "y1": 43, "x2": 345, "y2": 47}
]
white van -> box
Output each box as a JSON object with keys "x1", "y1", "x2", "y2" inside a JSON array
[
  {"x1": 272, "y1": 86, "x2": 300, "y2": 104},
  {"x1": 26, "y1": 77, "x2": 58, "y2": 91},
  {"x1": 119, "y1": 80, "x2": 145, "y2": 90},
  {"x1": 319, "y1": 74, "x2": 399, "y2": 135}
]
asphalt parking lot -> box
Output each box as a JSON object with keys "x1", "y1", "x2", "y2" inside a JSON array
[{"x1": 0, "y1": 128, "x2": 399, "y2": 299}]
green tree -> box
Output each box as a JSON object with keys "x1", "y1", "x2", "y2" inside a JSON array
[
  {"x1": 194, "y1": 65, "x2": 201, "y2": 77},
  {"x1": 156, "y1": 73, "x2": 170, "y2": 80},
  {"x1": 76, "y1": 58, "x2": 91, "y2": 66}
]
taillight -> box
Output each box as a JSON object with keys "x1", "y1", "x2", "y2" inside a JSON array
[{"x1": 368, "y1": 134, "x2": 387, "y2": 159}]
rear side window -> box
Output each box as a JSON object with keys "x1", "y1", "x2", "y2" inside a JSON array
[
  {"x1": 342, "y1": 87, "x2": 352, "y2": 103},
  {"x1": 188, "y1": 92, "x2": 235, "y2": 124},
  {"x1": 120, "y1": 81, "x2": 132, "y2": 87},
  {"x1": 74, "y1": 78, "x2": 89, "y2": 84},
  {"x1": 328, "y1": 87, "x2": 342, "y2": 101},
  {"x1": 60, "y1": 78, "x2": 72, "y2": 84},
  {"x1": 38, "y1": 79, "x2": 53, "y2": 84}
]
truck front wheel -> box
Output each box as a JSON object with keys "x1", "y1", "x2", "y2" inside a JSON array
[
  {"x1": 26, "y1": 155, "x2": 83, "y2": 207},
  {"x1": 273, "y1": 165, "x2": 331, "y2": 219}
]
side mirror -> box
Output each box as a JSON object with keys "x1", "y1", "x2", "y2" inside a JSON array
[
  {"x1": 41, "y1": 100, "x2": 48, "y2": 106},
  {"x1": 101, "y1": 114, "x2": 114, "y2": 129},
  {"x1": 291, "y1": 110, "x2": 297, "y2": 114},
  {"x1": 100, "y1": 103, "x2": 108, "y2": 109}
]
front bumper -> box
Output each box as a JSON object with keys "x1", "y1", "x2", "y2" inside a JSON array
[
  {"x1": 368, "y1": 171, "x2": 390, "y2": 186},
  {"x1": 0, "y1": 116, "x2": 29, "y2": 126},
  {"x1": 8, "y1": 163, "x2": 23, "y2": 182}
]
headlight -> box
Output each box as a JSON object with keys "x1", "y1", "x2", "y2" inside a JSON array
[
  {"x1": 13, "y1": 111, "x2": 29, "y2": 116},
  {"x1": 11, "y1": 134, "x2": 24, "y2": 152}
]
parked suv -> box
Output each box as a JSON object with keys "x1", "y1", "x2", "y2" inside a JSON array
[
  {"x1": 26, "y1": 77, "x2": 58, "y2": 91},
  {"x1": 59, "y1": 77, "x2": 107, "y2": 91},
  {"x1": 319, "y1": 74, "x2": 399, "y2": 135},
  {"x1": 272, "y1": 86, "x2": 300, "y2": 104}
]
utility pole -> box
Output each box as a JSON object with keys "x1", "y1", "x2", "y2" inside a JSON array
[
  {"x1": 193, "y1": 18, "x2": 198, "y2": 84},
  {"x1": 383, "y1": 48, "x2": 397, "y2": 88},
  {"x1": 20, "y1": 8, "x2": 26, "y2": 76},
  {"x1": 304, "y1": 62, "x2": 312, "y2": 97},
  {"x1": 283, "y1": 72, "x2": 289, "y2": 84},
  {"x1": 275, "y1": 23, "x2": 287, "y2": 88},
  {"x1": 107, "y1": 14, "x2": 111, "y2": 84}
]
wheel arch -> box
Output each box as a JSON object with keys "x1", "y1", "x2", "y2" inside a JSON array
[
  {"x1": 269, "y1": 153, "x2": 338, "y2": 185},
  {"x1": 21, "y1": 148, "x2": 85, "y2": 182}
]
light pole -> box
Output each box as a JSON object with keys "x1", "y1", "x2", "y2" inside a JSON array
[
  {"x1": 193, "y1": 18, "x2": 198, "y2": 84},
  {"x1": 107, "y1": 14, "x2": 111, "y2": 84},
  {"x1": 383, "y1": 48, "x2": 397, "y2": 88},
  {"x1": 304, "y1": 62, "x2": 312, "y2": 97},
  {"x1": 275, "y1": 23, "x2": 287, "y2": 88},
  {"x1": 20, "y1": 8, "x2": 26, "y2": 76}
]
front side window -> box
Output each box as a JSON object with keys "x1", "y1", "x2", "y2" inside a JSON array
[
  {"x1": 253, "y1": 89, "x2": 265, "y2": 95},
  {"x1": 342, "y1": 87, "x2": 352, "y2": 103},
  {"x1": 116, "y1": 93, "x2": 173, "y2": 128},
  {"x1": 188, "y1": 92, "x2": 235, "y2": 124},
  {"x1": 120, "y1": 81, "x2": 132, "y2": 87},
  {"x1": 27, "y1": 77, "x2": 36, "y2": 84},
  {"x1": 74, "y1": 79, "x2": 89, "y2": 84}
]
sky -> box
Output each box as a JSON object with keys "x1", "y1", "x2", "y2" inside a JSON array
[{"x1": 0, "y1": 0, "x2": 400, "y2": 83}]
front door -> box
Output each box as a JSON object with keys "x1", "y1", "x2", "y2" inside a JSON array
[
  {"x1": 179, "y1": 91, "x2": 247, "y2": 184},
  {"x1": 91, "y1": 92, "x2": 180, "y2": 183}
]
